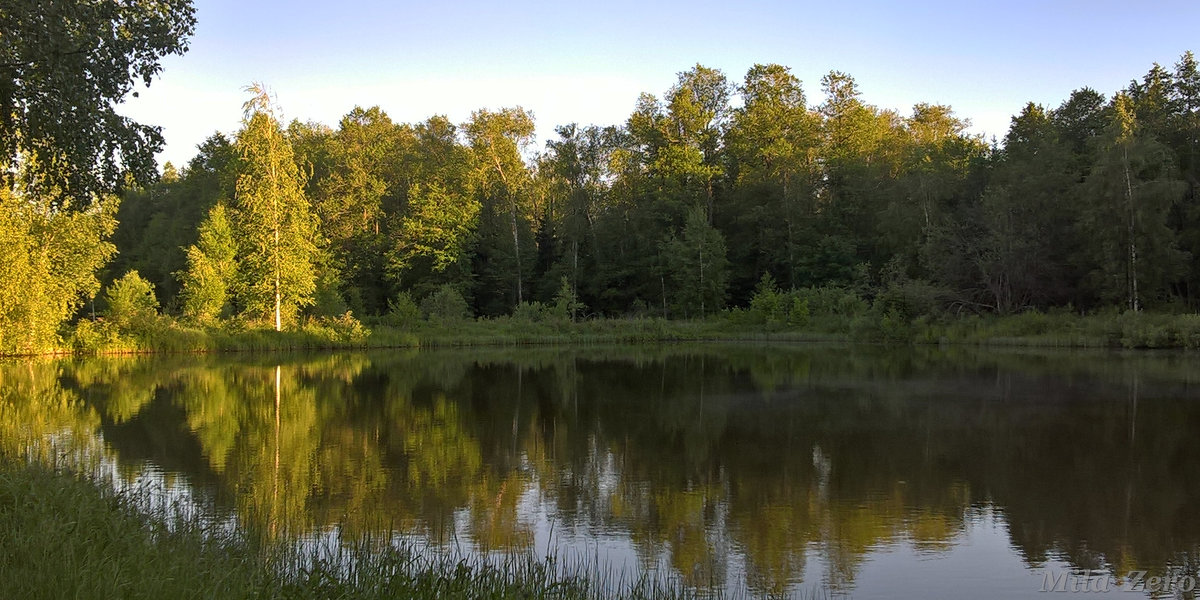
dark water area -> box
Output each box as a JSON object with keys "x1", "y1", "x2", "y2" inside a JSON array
[{"x1": 4, "y1": 343, "x2": 1200, "y2": 598}]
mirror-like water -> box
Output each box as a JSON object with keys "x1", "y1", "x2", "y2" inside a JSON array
[{"x1": 4, "y1": 343, "x2": 1199, "y2": 598}]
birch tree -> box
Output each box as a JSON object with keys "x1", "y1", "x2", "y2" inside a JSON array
[
  {"x1": 233, "y1": 85, "x2": 319, "y2": 330},
  {"x1": 465, "y1": 108, "x2": 535, "y2": 312},
  {"x1": 1080, "y1": 94, "x2": 1187, "y2": 310}
]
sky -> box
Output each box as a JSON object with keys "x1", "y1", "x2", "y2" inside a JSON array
[{"x1": 118, "y1": 0, "x2": 1200, "y2": 169}]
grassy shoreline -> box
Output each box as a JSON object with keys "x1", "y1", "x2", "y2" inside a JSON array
[
  {"x1": 0, "y1": 456, "x2": 701, "y2": 600},
  {"x1": 5, "y1": 307, "x2": 1200, "y2": 358}
]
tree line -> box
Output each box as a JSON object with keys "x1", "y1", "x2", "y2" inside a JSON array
[
  {"x1": 107, "y1": 54, "x2": 1200, "y2": 328},
  {"x1": 2, "y1": 0, "x2": 1198, "y2": 352}
]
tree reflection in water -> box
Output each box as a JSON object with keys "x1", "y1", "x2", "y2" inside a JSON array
[{"x1": 3, "y1": 345, "x2": 1199, "y2": 596}]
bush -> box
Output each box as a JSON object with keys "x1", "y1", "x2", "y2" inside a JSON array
[
  {"x1": 512, "y1": 301, "x2": 549, "y2": 323},
  {"x1": 787, "y1": 295, "x2": 810, "y2": 327},
  {"x1": 383, "y1": 292, "x2": 421, "y2": 327},
  {"x1": 420, "y1": 285, "x2": 470, "y2": 323},
  {"x1": 70, "y1": 319, "x2": 120, "y2": 353},
  {"x1": 1173, "y1": 314, "x2": 1200, "y2": 349},
  {"x1": 311, "y1": 274, "x2": 349, "y2": 318},
  {"x1": 874, "y1": 280, "x2": 947, "y2": 320},
  {"x1": 737, "y1": 274, "x2": 813, "y2": 329},
  {"x1": 306, "y1": 312, "x2": 370, "y2": 345},
  {"x1": 747, "y1": 274, "x2": 784, "y2": 325},
  {"x1": 1118, "y1": 311, "x2": 1172, "y2": 348},
  {"x1": 790, "y1": 285, "x2": 868, "y2": 333},
  {"x1": 102, "y1": 271, "x2": 159, "y2": 332},
  {"x1": 552, "y1": 277, "x2": 584, "y2": 322},
  {"x1": 795, "y1": 286, "x2": 868, "y2": 318}
]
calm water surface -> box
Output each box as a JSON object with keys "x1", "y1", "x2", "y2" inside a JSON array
[{"x1": 5, "y1": 343, "x2": 1200, "y2": 598}]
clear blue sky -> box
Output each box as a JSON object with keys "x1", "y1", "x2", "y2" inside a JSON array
[{"x1": 119, "y1": 0, "x2": 1200, "y2": 168}]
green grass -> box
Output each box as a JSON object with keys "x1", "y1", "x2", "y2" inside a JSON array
[
  {"x1": 919, "y1": 310, "x2": 1200, "y2": 349},
  {"x1": 55, "y1": 313, "x2": 840, "y2": 357},
  {"x1": 14, "y1": 305, "x2": 1200, "y2": 358},
  {"x1": 0, "y1": 456, "x2": 734, "y2": 600}
]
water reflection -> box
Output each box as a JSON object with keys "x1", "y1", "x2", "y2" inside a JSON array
[{"x1": 3, "y1": 344, "x2": 1200, "y2": 597}]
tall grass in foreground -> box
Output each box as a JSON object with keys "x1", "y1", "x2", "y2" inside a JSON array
[{"x1": 0, "y1": 457, "x2": 827, "y2": 599}]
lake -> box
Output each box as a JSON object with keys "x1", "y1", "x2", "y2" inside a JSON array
[{"x1": 4, "y1": 343, "x2": 1200, "y2": 598}]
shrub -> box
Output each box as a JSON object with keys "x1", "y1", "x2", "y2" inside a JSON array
[
  {"x1": 874, "y1": 280, "x2": 947, "y2": 320},
  {"x1": 102, "y1": 271, "x2": 159, "y2": 332},
  {"x1": 552, "y1": 276, "x2": 584, "y2": 322},
  {"x1": 1173, "y1": 314, "x2": 1200, "y2": 349},
  {"x1": 795, "y1": 286, "x2": 868, "y2": 318},
  {"x1": 69, "y1": 319, "x2": 120, "y2": 353},
  {"x1": 311, "y1": 273, "x2": 349, "y2": 318},
  {"x1": 420, "y1": 285, "x2": 470, "y2": 323},
  {"x1": 1118, "y1": 311, "x2": 1172, "y2": 348},
  {"x1": 786, "y1": 295, "x2": 810, "y2": 327},
  {"x1": 313, "y1": 312, "x2": 370, "y2": 344},
  {"x1": 747, "y1": 274, "x2": 783, "y2": 325},
  {"x1": 512, "y1": 301, "x2": 549, "y2": 323},
  {"x1": 383, "y1": 292, "x2": 421, "y2": 327}
]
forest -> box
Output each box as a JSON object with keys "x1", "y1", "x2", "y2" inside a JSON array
[
  {"x1": 2, "y1": 0, "x2": 1198, "y2": 354},
  {"x1": 110, "y1": 55, "x2": 1200, "y2": 322}
]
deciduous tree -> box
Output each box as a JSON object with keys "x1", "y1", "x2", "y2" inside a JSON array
[
  {"x1": 0, "y1": 0, "x2": 196, "y2": 202},
  {"x1": 232, "y1": 86, "x2": 320, "y2": 330}
]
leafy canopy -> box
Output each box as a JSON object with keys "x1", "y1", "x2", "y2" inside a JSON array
[{"x1": 0, "y1": 0, "x2": 196, "y2": 202}]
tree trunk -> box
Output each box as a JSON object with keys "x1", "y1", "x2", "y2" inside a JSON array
[
  {"x1": 272, "y1": 158, "x2": 282, "y2": 331},
  {"x1": 1123, "y1": 145, "x2": 1140, "y2": 312},
  {"x1": 706, "y1": 177, "x2": 714, "y2": 225},
  {"x1": 571, "y1": 239, "x2": 579, "y2": 294},
  {"x1": 698, "y1": 236, "x2": 705, "y2": 318},
  {"x1": 511, "y1": 203, "x2": 522, "y2": 305},
  {"x1": 491, "y1": 152, "x2": 523, "y2": 306},
  {"x1": 783, "y1": 172, "x2": 796, "y2": 288}
]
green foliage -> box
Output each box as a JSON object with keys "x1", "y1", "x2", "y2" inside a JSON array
[
  {"x1": 0, "y1": 188, "x2": 117, "y2": 355},
  {"x1": 178, "y1": 203, "x2": 237, "y2": 323},
  {"x1": 747, "y1": 274, "x2": 785, "y2": 324},
  {"x1": 794, "y1": 286, "x2": 868, "y2": 319},
  {"x1": 465, "y1": 107, "x2": 537, "y2": 313},
  {"x1": 21, "y1": 50, "x2": 1200, "y2": 355},
  {"x1": 0, "y1": 0, "x2": 196, "y2": 202},
  {"x1": 102, "y1": 271, "x2": 160, "y2": 331},
  {"x1": 420, "y1": 285, "x2": 471, "y2": 323},
  {"x1": 738, "y1": 275, "x2": 815, "y2": 329},
  {"x1": 304, "y1": 313, "x2": 370, "y2": 345},
  {"x1": 787, "y1": 296, "x2": 811, "y2": 327},
  {"x1": 1077, "y1": 93, "x2": 1188, "y2": 310},
  {"x1": 662, "y1": 207, "x2": 729, "y2": 318},
  {"x1": 311, "y1": 264, "x2": 350, "y2": 318},
  {"x1": 390, "y1": 181, "x2": 479, "y2": 278},
  {"x1": 552, "y1": 276, "x2": 584, "y2": 322},
  {"x1": 110, "y1": 134, "x2": 237, "y2": 308},
  {"x1": 511, "y1": 301, "x2": 550, "y2": 323},
  {"x1": 68, "y1": 318, "x2": 122, "y2": 353},
  {"x1": 383, "y1": 291, "x2": 422, "y2": 327},
  {"x1": 231, "y1": 88, "x2": 321, "y2": 329},
  {"x1": 874, "y1": 280, "x2": 949, "y2": 320}
]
